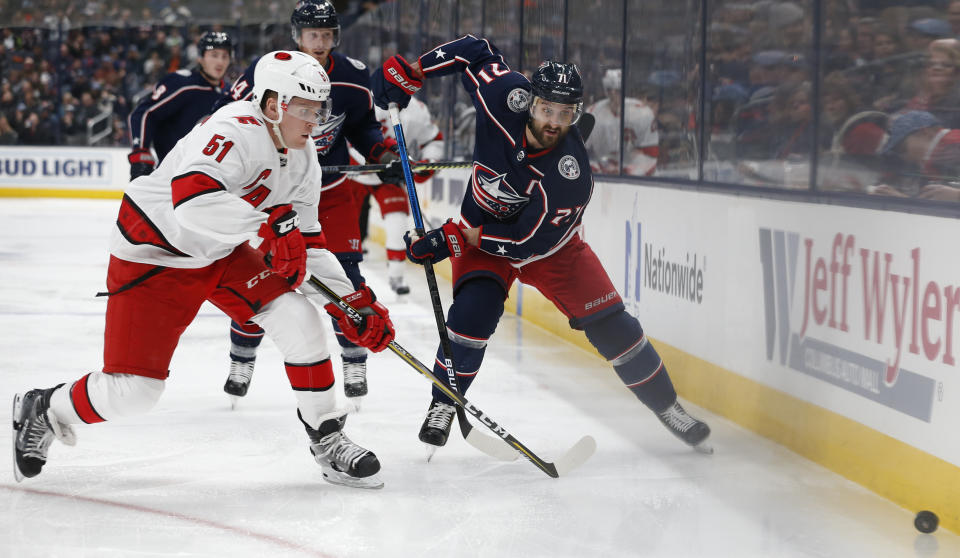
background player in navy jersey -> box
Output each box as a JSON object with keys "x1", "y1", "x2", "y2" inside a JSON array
[
  {"x1": 127, "y1": 31, "x2": 233, "y2": 180},
  {"x1": 217, "y1": 0, "x2": 411, "y2": 405},
  {"x1": 371, "y1": 35, "x2": 713, "y2": 454}
]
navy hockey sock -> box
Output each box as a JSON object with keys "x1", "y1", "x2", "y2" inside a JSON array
[
  {"x1": 584, "y1": 311, "x2": 677, "y2": 412},
  {"x1": 431, "y1": 278, "x2": 505, "y2": 404},
  {"x1": 230, "y1": 320, "x2": 264, "y2": 362}
]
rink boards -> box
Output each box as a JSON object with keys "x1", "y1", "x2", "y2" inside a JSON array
[
  {"x1": 415, "y1": 169, "x2": 960, "y2": 534},
  {"x1": 2, "y1": 146, "x2": 957, "y2": 533}
]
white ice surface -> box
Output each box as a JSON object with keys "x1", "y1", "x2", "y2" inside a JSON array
[{"x1": 0, "y1": 199, "x2": 957, "y2": 558}]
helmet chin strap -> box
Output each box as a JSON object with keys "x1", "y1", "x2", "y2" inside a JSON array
[{"x1": 259, "y1": 101, "x2": 290, "y2": 151}]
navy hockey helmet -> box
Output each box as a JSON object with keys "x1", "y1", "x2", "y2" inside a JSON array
[
  {"x1": 529, "y1": 61, "x2": 584, "y2": 126},
  {"x1": 291, "y1": 0, "x2": 340, "y2": 47},
  {"x1": 197, "y1": 31, "x2": 233, "y2": 55}
]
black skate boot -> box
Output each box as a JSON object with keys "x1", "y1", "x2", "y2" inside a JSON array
[
  {"x1": 224, "y1": 358, "x2": 255, "y2": 409},
  {"x1": 657, "y1": 400, "x2": 713, "y2": 454},
  {"x1": 12, "y1": 385, "x2": 76, "y2": 481},
  {"x1": 418, "y1": 400, "x2": 456, "y2": 461},
  {"x1": 301, "y1": 411, "x2": 382, "y2": 489},
  {"x1": 342, "y1": 358, "x2": 367, "y2": 398},
  {"x1": 389, "y1": 276, "x2": 410, "y2": 295}
]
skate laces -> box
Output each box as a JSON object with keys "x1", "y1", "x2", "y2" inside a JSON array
[
  {"x1": 18, "y1": 396, "x2": 56, "y2": 459},
  {"x1": 343, "y1": 361, "x2": 366, "y2": 385},
  {"x1": 318, "y1": 431, "x2": 369, "y2": 468},
  {"x1": 425, "y1": 403, "x2": 455, "y2": 430},
  {"x1": 228, "y1": 360, "x2": 255, "y2": 383},
  {"x1": 659, "y1": 402, "x2": 698, "y2": 433}
]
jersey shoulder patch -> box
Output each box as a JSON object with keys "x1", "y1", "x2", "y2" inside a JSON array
[
  {"x1": 346, "y1": 56, "x2": 367, "y2": 70},
  {"x1": 175, "y1": 69, "x2": 192, "y2": 77},
  {"x1": 558, "y1": 155, "x2": 581, "y2": 180},
  {"x1": 506, "y1": 87, "x2": 531, "y2": 113}
]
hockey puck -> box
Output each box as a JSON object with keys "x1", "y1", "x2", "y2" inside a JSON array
[{"x1": 915, "y1": 510, "x2": 938, "y2": 534}]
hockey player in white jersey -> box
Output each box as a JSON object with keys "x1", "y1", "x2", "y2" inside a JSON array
[
  {"x1": 12, "y1": 51, "x2": 394, "y2": 489},
  {"x1": 351, "y1": 97, "x2": 444, "y2": 294},
  {"x1": 586, "y1": 68, "x2": 660, "y2": 176}
]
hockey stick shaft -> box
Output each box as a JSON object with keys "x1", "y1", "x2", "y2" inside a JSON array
[
  {"x1": 386, "y1": 103, "x2": 476, "y2": 443},
  {"x1": 305, "y1": 274, "x2": 593, "y2": 477},
  {"x1": 321, "y1": 160, "x2": 472, "y2": 174}
]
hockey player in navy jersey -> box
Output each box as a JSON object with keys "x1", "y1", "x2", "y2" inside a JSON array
[
  {"x1": 371, "y1": 35, "x2": 713, "y2": 454},
  {"x1": 127, "y1": 31, "x2": 233, "y2": 180},
  {"x1": 217, "y1": 0, "x2": 410, "y2": 404}
]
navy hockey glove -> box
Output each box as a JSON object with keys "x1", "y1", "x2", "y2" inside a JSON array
[
  {"x1": 371, "y1": 55, "x2": 422, "y2": 110},
  {"x1": 404, "y1": 219, "x2": 466, "y2": 265},
  {"x1": 324, "y1": 284, "x2": 396, "y2": 352},
  {"x1": 377, "y1": 151, "x2": 406, "y2": 185},
  {"x1": 257, "y1": 204, "x2": 307, "y2": 288},
  {"x1": 128, "y1": 148, "x2": 156, "y2": 180}
]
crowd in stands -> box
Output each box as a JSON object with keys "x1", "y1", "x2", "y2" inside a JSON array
[{"x1": 1, "y1": 0, "x2": 960, "y2": 200}]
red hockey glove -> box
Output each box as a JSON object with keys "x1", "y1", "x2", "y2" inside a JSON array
[
  {"x1": 324, "y1": 284, "x2": 395, "y2": 352},
  {"x1": 128, "y1": 148, "x2": 156, "y2": 180},
  {"x1": 257, "y1": 204, "x2": 307, "y2": 288},
  {"x1": 403, "y1": 219, "x2": 465, "y2": 265}
]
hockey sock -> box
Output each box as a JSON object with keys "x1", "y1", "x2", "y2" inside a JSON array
[
  {"x1": 584, "y1": 311, "x2": 677, "y2": 412},
  {"x1": 230, "y1": 319, "x2": 264, "y2": 362},
  {"x1": 430, "y1": 278, "x2": 505, "y2": 404},
  {"x1": 49, "y1": 372, "x2": 165, "y2": 424},
  {"x1": 286, "y1": 359, "x2": 338, "y2": 429}
]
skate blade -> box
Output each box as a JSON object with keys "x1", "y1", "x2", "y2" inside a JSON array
[
  {"x1": 229, "y1": 395, "x2": 241, "y2": 410},
  {"x1": 346, "y1": 397, "x2": 363, "y2": 412},
  {"x1": 423, "y1": 443, "x2": 439, "y2": 463},
  {"x1": 321, "y1": 470, "x2": 384, "y2": 489},
  {"x1": 693, "y1": 441, "x2": 714, "y2": 455},
  {"x1": 11, "y1": 393, "x2": 24, "y2": 483}
]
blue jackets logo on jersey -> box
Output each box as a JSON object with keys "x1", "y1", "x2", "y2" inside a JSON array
[
  {"x1": 471, "y1": 163, "x2": 529, "y2": 219},
  {"x1": 311, "y1": 112, "x2": 347, "y2": 155}
]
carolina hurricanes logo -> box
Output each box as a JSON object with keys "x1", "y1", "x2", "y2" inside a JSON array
[
  {"x1": 311, "y1": 112, "x2": 347, "y2": 155},
  {"x1": 471, "y1": 163, "x2": 529, "y2": 219}
]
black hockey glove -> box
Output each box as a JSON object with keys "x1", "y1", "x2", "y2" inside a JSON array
[
  {"x1": 128, "y1": 148, "x2": 156, "y2": 180},
  {"x1": 377, "y1": 151, "x2": 406, "y2": 185}
]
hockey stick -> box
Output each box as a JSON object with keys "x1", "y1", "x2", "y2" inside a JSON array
[
  {"x1": 386, "y1": 102, "x2": 483, "y2": 460},
  {"x1": 321, "y1": 160, "x2": 473, "y2": 174},
  {"x1": 577, "y1": 112, "x2": 596, "y2": 142},
  {"x1": 322, "y1": 115, "x2": 595, "y2": 175},
  {"x1": 305, "y1": 274, "x2": 596, "y2": 477}
]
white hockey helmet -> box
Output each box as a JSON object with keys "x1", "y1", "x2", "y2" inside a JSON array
[
  {"x1": 252, "y1": 50, "x2": 332, "y2": 121},
  {"x1": 602, "y1": 68, "x2": 622, "y2": 91}
]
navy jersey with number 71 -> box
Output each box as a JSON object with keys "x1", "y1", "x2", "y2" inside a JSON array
[{"x1": 418, "y1": 35, "x2": 594, "y2": 264}]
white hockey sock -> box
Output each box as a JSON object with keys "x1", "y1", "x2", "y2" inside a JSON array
[
  {"x1": 383, "y1": 211, "x2": 409, "y2": 253},
  {"x1": 50, "y1": 372, "x2": 165, "y2": 424}
]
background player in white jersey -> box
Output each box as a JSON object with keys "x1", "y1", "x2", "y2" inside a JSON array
[
  {"x1": 351, "y1": 97, "x2": 445, "y2": 294},
  {"x1": 12, "y1": 51, "x2": 394, "y2": 489},
  {"x1": 586, "y1": 68, "x2": 660, "y2": 176}
]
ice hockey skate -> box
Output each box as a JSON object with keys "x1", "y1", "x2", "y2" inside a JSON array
[
  {"x1": 389, "y1": 275, "x2": 410, "y2": 295},
  {"x1": 657, "y1": 400, "x2": 713, "y2": 454},
  {"x1": 342, "y1": 358, "x2": 367, "y2": 402},
  {"x1": 223, "y1": 358, "x2": 255, "y2": 409},
  {"x1": 301, "y1": 412, "x2": 383, "y2": 489},
  {"x1": 418, "y1": 400, "x2": 456, "y2": 461},
  {"x1": 12, "y1": 385, "x2": 76, "y2": 482}
]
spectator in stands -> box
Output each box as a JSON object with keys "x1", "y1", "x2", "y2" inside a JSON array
[
  {"x1": 900, "y1": 39, "x2": 960, "y2": 128},
  {"x1": 949, "y1": 1, "x2": 960, "y2": 38},
  {"x1": 0, "y1": 114, "x2": 19, "y2": 145},
  {"x1": 878, "y1": 110, "x2": 960, "y2": 200},
  {"x1": 905, "y1": 18, "x2": 953, "y2": 53}
]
